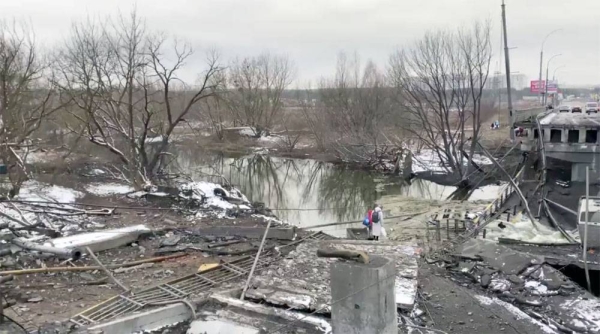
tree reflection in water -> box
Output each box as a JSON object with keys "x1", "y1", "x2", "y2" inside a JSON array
[{"x1": 170, "y1": 145, "x2": 457, "y2": 227}]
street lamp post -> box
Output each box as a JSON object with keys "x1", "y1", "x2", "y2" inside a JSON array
[
  {"x1": 545, "y1": 54, "x2": 562, "y2": 106},
  {"x1": 553, "y1": 65, "x2": 566, "y2": 81},
  {"x1": 539, "y1": 29, "x2": 562, "y2": 105}
]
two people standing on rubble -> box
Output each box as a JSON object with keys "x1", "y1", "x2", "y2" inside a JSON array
[{"x1": 365, "y1": 204, "x2": 384, "y2": 241}]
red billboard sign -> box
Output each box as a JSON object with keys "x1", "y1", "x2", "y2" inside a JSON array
[{"x1": 530, "y1": 80, "x2": 545, "y2": 93}]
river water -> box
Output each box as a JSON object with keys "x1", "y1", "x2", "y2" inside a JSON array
[{"x1": 173, "y1": 148, "x2": 504, "y2": 236}]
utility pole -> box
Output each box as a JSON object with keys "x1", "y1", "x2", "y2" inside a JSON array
[
  {"x1": 501, "y1": 0, "x2": 514, "y2": 140},
  {"x1": 538, "y1": 50, "x2": 544, "y2": 105},
  {"x1": 545, "y1": 54, "x2": 562, "y2": 106}
]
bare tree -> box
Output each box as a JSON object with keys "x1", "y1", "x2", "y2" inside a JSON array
[
  {"x1": 315, "y1": 52, "x2": 395, "y2": 164},
  {"x1": 388, "y1": 22, "x2": 492, "y2": 185},
  {"x1": 298, "y1": 89, "x2": 327, "y2": 151},
  {"x1": 0, "y1": 20, "x2": 64, "y2": 196},
  {"x1": 55, "y1": 10, "x2": 223, "y2": 189},
  {"x1": 224, "y1": 53, "x2": 294, "y2": 136},
  {"x1": 202, "y1": 96, "x2": 227, "y2": 140}
]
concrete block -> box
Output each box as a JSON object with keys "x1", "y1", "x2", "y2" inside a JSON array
[
  {"x1": 87, "y1": 302, "x2": 194, "y2": 334},
  {"x1": 193, "y1": 226, "x2": 296, "y2": 240},
  {"x1": 330, "y1": 256, "x2": 397, "y2": 334}
]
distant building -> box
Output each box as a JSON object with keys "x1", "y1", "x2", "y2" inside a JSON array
[{"x1": 484, "y1": 73, "x2": 528, "y2": 90}]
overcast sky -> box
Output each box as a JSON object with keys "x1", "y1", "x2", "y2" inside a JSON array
[{"x1": 2, "y1": 0, "x2": 599, "y2": 88}]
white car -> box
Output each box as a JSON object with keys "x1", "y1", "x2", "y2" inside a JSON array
[
  {"x1": 558, "y1": 105, "x2": 570, "y2": 112},
  {"x1": 585, "y1": 102, "x2": 599, "y2": 114}
]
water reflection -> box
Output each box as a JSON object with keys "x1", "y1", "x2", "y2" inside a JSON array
[{"x1": 170, "y1": 146, "x2": 476, "y2": 233}]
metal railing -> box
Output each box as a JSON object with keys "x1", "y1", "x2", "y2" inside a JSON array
[
  {"x1": 70, "y1": 231, "x2": 333, "y2": 327},
  {"x1": 513, "y1": 107, "x2": 547, "y2": 124},
  {"x1": 472, "y1": 166, "x2": 526, "y2": 227}
]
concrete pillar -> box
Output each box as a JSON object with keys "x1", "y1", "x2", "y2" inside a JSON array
[
  {"x1": 543, "y1": 128, "x2": 551, "y2": 142},
  {"x1": 572, "y1": 163, "x2": 600, "y2": 182},
  {"x1": 330, "y1": 256, "x2": 397, "y2": 334},
  {"x1": 561, "y1": 129, "x2": 568, "y2": 143},
  {"x1": 580, "y1": 128, "x2": 587, "y2": 144}
]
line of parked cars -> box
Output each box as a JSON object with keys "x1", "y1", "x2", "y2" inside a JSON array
[{"x1": 558, "y1": 102, "x2": 598, "y2": 114}]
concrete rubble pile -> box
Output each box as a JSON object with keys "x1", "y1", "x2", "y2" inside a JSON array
[
  {"x1": 0, "y1": 180, "x2": 265, "y2": 261},
  {"x1": 447, "y1": 238, "x2": 600, "y2": 333},
  {"x1": 243, "y1": 240, "x2": 418, "y2": 317}
]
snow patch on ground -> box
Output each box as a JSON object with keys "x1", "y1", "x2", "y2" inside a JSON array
[
  {"x1": 410, "y1": 149, "x2": 493, "y2": 174},
  {"x1": 0, "y1": 181, "x2": 98, "y2": 234},
  {"x1": 145, "y1": 135, "x2": 164, "y2": 143},
  {"x1": 561, "y1": 297, "x2": 600, "y2": 332},
  {"x1": 86, "y1": 183, "x2": 135, "y2": 196},
  {"x1": 474, "y1": 295, "x2": 556, "y2": 333},
  {"x1": 237, "y1": 127, "x2": 257, "y2": 137},
  {"x1": 258, "y1": 135, "x2": 280, "y2": 143},
  {"x1": 180, "y1": 181, "x2": 248, "y2": 211},
  {"x1": 24, "y1": 151, "x2": 50, "y2": 163},
  {"x1": 483, "y1": 213, "x2": 572, "y2": 244},
  {"x1": 524, "y1": 281, "x2": 549, "y2": 295},
  {"x1": 469, "y1": 183, "x2": 507, "y2": 201},
  {"x1": 17, "y1": 181, "x2": 84, "y2": 203}
]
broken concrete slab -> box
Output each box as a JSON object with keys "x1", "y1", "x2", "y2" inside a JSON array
[
  {"x1": 187, "y1": 316, "x2": 259, "y2": 334},
  {"x1": 160, "y1": 235, "x2": 181, "y2": 247},
  {"x1": 246, "y1": 240, "x2": 418, "y2": 310},
  {"x1": 211, "y1": 293, "x2": 332, "y2": 333},
  {"x1": 457, "y1": 261, "x2": 476, "y2": 273},
  {"x1": 245, "y1": 287, "x2": 314, "y2": 311},
  {"x1": 458, "y1": 239, "x2": 543, "y2": 275},
  {"x1": 87, "y1": 299, "x2": 200, "y2": 334},
  {"x1": 191, "y1": 226, "x2": 295, "y2": 240}
]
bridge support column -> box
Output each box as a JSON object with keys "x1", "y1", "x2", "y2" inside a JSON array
[
  {"x1": 579, "y1": 129, "x2": 587, "y2": 143},
  {"x1": 572, "y1": 163, "x2": 600, "y2": 182}
]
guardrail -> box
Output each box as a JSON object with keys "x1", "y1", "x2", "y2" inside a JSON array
[
  {"x1": 513, "y1": 107, "x2": 546, "y2": 124},
  {"x1": 428, "y1": 166, "x2": 526, "y2": 242}
]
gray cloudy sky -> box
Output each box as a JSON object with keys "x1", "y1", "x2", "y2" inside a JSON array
[{"x1": 2, "y1": 0, "x2": 599, "y2": 87}]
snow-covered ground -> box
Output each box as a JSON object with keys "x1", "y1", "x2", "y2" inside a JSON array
[
  {"x1": 483, "y1": 213, "x2": 576, "y2": 244},
  {"x1": 410, "y1": 149, "x2": 493, "y2": 174},
  {"x1": 0, "y1": 181, "x2": 96, "y2": 234},
  {"x1": 469, "y1": 183, "x2": 507, "y2": 201},
  {"x1": 180, "y1": 181, "x2": 249, "y2": 211},
  {"x1": 17, "y1": 180, "x2": 84, "y2": 203},
  {"x1": 86, "y1": 183, "x2": 135, "y2": 196}
]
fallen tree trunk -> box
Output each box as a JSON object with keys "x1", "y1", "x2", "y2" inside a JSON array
[{"x1": 316, "y1": 249, "x2": 370, "y2": 264}]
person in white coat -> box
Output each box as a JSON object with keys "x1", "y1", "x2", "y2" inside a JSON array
[{"x1": 372, "y1": 205, "x2": 383, "y2": 241}]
